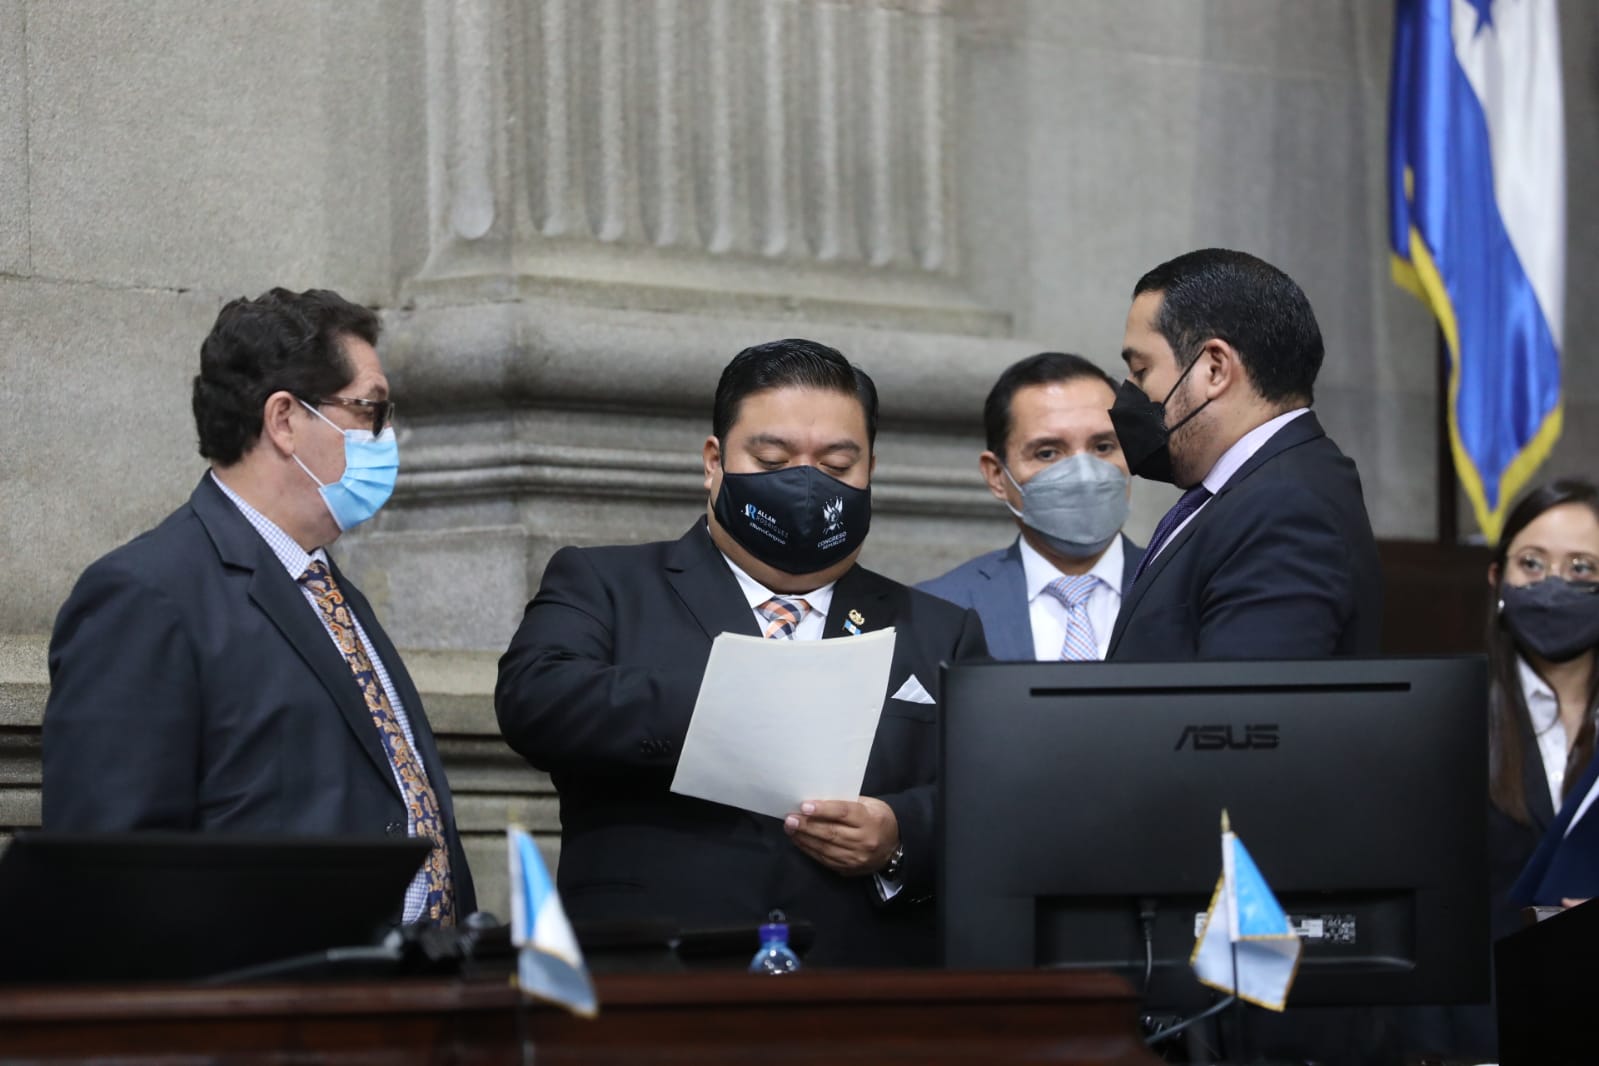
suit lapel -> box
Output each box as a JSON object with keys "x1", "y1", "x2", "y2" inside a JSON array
[
  {"x1": 1108, "y1": 414, "x2": 1329, "y2": 654},
  {"x1": 336, "y1": 561, "x2": 447, "y2": 808},
  {"x1": 972, "y1": 541, "x2": 1032, "y2": 661},
  {"x1": 665, "y1": 520, "x2": 763, "y2": 640},
  {"x1": 822, "y1": 564, "x2": 897, "y2": 641},
  {"x1": 189, "y1": 476, "x2": 401, "y2": 799}
]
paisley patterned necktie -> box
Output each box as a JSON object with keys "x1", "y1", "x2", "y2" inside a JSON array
[{"x1": 300, "y1": 559, "x2": 455, "y2": 926}]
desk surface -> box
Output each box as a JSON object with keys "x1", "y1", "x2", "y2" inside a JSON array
[{"x1": 0, "y1": 969, "x2": 1161, "y2": 1065}]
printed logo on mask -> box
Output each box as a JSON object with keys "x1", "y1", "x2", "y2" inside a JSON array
[
  {"x1": 742, "y1": 502, "x2": 789, "y2": 545},
  {"x1": 818, "y1": 496, "x2": 848, "y2": 549}
]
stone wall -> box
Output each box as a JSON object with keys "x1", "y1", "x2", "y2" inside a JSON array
[{"x1": 3, "y1": 0, "x2": 1594, "y2": 916}]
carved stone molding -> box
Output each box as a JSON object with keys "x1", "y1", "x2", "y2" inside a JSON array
[{"x1": 411, "y1": 0, "x2": 998, "y2": 333}]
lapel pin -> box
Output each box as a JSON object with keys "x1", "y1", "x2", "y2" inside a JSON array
[{"x1": 844, "y1": 608, "x2": 865, "y2": 636}]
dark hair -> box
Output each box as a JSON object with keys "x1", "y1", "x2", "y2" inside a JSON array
[
  {"x1": 191, "y1": 288, "x2": 381, "y2": 465},
  {"x1": 712, "y1": 338, "x2": 878, "y2": 447},
  {"x1": 982, "y1": 351, "x2": 1115, "y2": 458},
  {"x1": 1488, "y1": 478, "x2": 1599, "y2": 826},
  {"x1": 1132, "y1": 248, "x2": 1324, "y2": 406}
]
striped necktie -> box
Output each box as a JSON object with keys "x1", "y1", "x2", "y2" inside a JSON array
[
  {"x1": 1132, "y1": 484, "x2": 1214, "y2": 585},
  {"x1": 757, "y1": 596, "x2": 811, "y2": 639},
  {"x1": 1045, "y1": 573, "x2": 1102, "y2": 661},
  {"x1": 299, "y1": 559, "x2": 456, "y2": 926}
]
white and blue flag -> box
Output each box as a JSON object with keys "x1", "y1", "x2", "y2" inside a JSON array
[
  {"x1": 1190, "y1": 811, "x2": 1302, "y2": 1012},
  {"x1": 508, "y1": 826, "x2": 596, "y2": 1017},
  {"x1": 1389, "y1": 0, "x2": 1566, "y2": 544}
]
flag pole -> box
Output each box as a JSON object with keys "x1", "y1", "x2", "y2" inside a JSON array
[{"x1": 1436, "y1": 325, "x2": 1459, "y2": 545}]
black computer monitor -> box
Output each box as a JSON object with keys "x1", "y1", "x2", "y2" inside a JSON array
[
  {"x1": 0, "y1": 833, "x2": 430, "y2": 983},
  {"x1": 939, "y1": 657, "x2": 1489, "y2": 1007}
]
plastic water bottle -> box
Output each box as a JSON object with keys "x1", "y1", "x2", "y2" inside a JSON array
[{"x1": 748, "y1": 920, "x2": 802, "y2": 974}]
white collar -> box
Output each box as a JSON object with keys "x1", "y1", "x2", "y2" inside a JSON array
[
  {"x1": 719, "y1": 551, "x2": 836, "y2": 619},
  {"x1": 1018, "y1": 532, "x2": 1125, "y2": 602},
  {"x1": 1517, "y1": 656, "x2": 1561, "y2": 732},
  {"x1": 1201, "y1": 408, "x2": 1311, "y2": 494}
]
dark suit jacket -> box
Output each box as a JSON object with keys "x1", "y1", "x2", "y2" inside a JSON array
[
  {"x1": 917, "y1": 533, "x2": 1145, "y2": 661},
  {"x1": 1107, "y1": 413, "x2": 1382, "y2": 660},
  {"x1": 42, "y1": 475, "x2": 476, "y2": 917},
  {"x1": 1512, "y1": 731, "x2": 1599, "y2": 907},
  {"x1": 495, "y1": 520, "x2": 987, "y2": 967}
]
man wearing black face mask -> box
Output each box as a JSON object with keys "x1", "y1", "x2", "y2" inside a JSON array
[
  {"x1": 495, "y1": 338, "x2": 986, "y2": 967},
  {"x1": 1105, "y1": 248, "x2": 1382, "y2": 661}
]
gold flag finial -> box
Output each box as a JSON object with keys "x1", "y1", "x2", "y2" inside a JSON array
[{"x1": 1221, "y1": 808, "x2": 1231, "y2": 834}]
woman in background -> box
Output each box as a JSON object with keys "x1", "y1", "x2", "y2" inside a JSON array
[{"x1": 1405, "y1": 478, "x2": 1599, "y2": 1061}]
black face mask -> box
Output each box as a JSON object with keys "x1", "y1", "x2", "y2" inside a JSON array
[
  {"x1": 713, "y1": 465, "x2": 871, "y2": 575},
  {"x1": 1107, "y1": 359, "x2": 1211, "y2": 485},
  {"x1": 1500, "y1": 578, "x2": 1599, "y2": 663}
]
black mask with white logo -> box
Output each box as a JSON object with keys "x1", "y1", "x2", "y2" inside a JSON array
[
  {"x1": 1500, "y1": 578, "x2": 1599, "y2": 663},
  {"x1": 1107, "y1": 360, "x2": 1211, "y2": 485},
  {"x1": 713, "y1": 465, "x2": 871, "y2": 574}
]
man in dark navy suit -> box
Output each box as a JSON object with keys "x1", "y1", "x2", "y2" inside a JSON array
[
  {"x1": 1106, "y1": 249, "x2": 1382, "y2": 662},
  {"x1": 920, "y1": 352, "x2": 1143, "y2": 661},
  {"x1": 43, "y1": 288, "x2": 475, "y2": 924},
  {"x1": 495, "y1": 339, "x2": 986, "y2": 967}
]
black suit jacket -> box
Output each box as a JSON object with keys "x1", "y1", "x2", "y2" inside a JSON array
[
  {"x1": 495, "y1": 520, "x2": 987, "y2": 966},
  {"x1": 1107, "y1": 413, "x2": 1382, "y2": 660},
  {"x1": 42, "y1": 475, "x2": 476, "y2": 916}
]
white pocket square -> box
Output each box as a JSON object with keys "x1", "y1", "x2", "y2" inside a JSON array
[{"x1": 891, "y1": 674, "x2": 935, "y2": 705}]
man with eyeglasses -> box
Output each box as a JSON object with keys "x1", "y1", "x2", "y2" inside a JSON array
[{"x1": 43, "y1": 287, "x2": 476, "y2": 927}]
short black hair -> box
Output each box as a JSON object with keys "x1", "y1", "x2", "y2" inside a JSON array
[
  {"x1": 983, "y1": 351, "x2": 1115, "y2": 458},
  {"x1": 712, "y1": 338, "x2": 878, "y2": 447},
  {"x1": 192, "y1": 288, "x2": 381, "y2": 465},
  {"x1": 1133, "y1": 248, "x2": 1324, "y2": 406}
]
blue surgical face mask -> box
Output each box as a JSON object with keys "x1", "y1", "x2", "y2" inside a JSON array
[
  {"x1": 1003, "y1": 453, "x2": 1130, "y2": 559},
  {"x1": 293, "y1": 401, "x2": 399, "y2": 532}
]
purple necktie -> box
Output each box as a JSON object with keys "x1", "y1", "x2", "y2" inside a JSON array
[{"x1": 1132, "y1": 485, "x2": 1213, "y2": 585}]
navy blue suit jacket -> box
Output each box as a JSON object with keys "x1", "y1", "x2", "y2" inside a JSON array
[
  {"x1": 1512, "y1": 747, "x2": 1599, "y2": 906},
  {"x1": 43, "y1": 475, "x2": 476, "y2": 916},
  {"x1": 495, "y1": 520, "x2": 987, "y2": 967},
  {"x1": 1106, "y1": 412, "x2": 1382, "y2": 661},
  {"x1": 917, "y1": 534, "x2": 1144, "y2": 661}
]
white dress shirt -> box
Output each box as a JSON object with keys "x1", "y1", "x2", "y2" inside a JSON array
[
  {"x1": 1152, "y1": 407, "x2": 1312, "y2": 563},
  {"x1": 721, "y1": 553, "x2": 836, "y2": 639},
  {"x1": 211, "y1": 471, "x2": 432, "y2": 923},
  {"x1": 1518, "y1": 657, "x2": 1570, "y2": 814},
  {"x1": 1018, "y1": 534, "x2": 1124, "y2": 661}
]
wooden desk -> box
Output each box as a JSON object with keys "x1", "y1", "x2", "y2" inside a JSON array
[{"x1": 0, "y1": 969, "x2": 1160, "y2": 1064}]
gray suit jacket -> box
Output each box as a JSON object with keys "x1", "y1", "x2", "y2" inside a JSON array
[{"x1": 917, "y1": 534, "x2": 1144, "y2": 661}]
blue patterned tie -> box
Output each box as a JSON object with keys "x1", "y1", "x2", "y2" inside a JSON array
[
  {"x1": 1045, "y1": 574, "x2": 1102, "y2": 661},
  {"x1": 757, "y1": 596, "x2": 811, "y2": 639},
  {"x1": 300, "y1": 560, "x2": 455, "y2": 926},
  {"x1": 1133, "y1": 485, "x2": 1213, "y2": 585}
]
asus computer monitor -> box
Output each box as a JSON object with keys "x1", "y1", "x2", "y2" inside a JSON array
[{"x1": 939, "y1": 657, "x2": 1488, "y2": 1007}]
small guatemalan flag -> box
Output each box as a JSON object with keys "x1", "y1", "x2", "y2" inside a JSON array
[
  {"x1": 508, "y1": 826, "x2": 597, "y2": 1017},
  {"x1": 1190, "y1": 810, "x2": 1302, "y2": 1012}
]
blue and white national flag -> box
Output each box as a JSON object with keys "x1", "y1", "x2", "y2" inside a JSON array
[
  {"x1": 1388, "y1": 0, "x2": 1565, "y2": 544},
  {"x1": 508, "y1": 826, "x2": 596, "y2": 1017},
  {"x1": 1191, "y1": 811, "x2": 1301, "y2": 1012}
]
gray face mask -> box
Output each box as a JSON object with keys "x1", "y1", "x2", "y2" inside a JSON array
[{"x1": 1004, "y1": 453, "x2": 1131, "y2": 559}]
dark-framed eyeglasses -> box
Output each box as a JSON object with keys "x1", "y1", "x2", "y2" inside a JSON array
[{"x1": 304, "y1": 395, "x2": 396, "y2": 435}]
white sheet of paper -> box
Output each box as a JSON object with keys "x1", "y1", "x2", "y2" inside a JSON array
[{"x1": 669, "y1": 627, "x2": 897, "y2": 820}]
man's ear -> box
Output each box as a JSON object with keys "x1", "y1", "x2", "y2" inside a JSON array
[
  {"x1": 978, "y1": 451, "x2": 1013, "y2": 504},
  {"x1": 702, "y1": 435, "x2": 722, "y2": 494},
  {"x1": 1200, "y1": 340, "x2": 1242, "y2": 400},
  {"x1": 260, "y1": 391, "x2": 300, "y2": 457},
  {"x1": 1487, "y1": 562, "x2": 1499, "y2": 590}
]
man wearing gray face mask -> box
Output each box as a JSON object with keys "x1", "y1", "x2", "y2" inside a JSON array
[{"x1": 919, "y1": 352, "x2": 1144, "y2": 661}]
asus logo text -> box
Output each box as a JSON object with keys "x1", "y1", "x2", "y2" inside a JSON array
[{"x1": 1173, "y1": 724, "x2": 1280, "y2": 751}]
